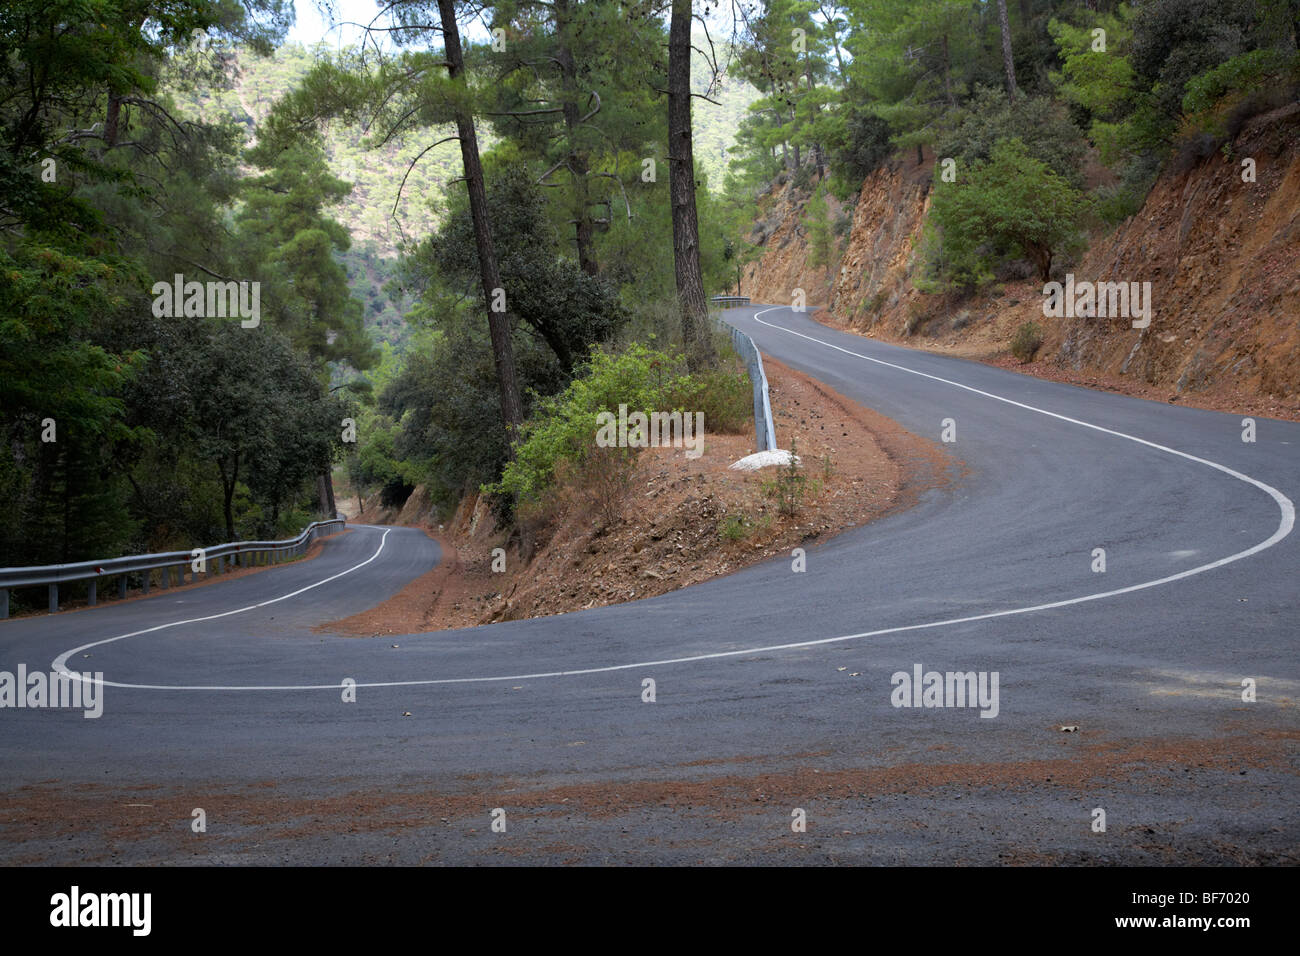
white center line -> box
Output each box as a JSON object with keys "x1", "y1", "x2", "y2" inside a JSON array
[{"x1": 52, "y1": 310, "x2": 1293, "y2": 691}]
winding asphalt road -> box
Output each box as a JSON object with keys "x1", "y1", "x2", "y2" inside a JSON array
[{"x1": 1, "y1": 305, "x2": 1296, "y2": 865}]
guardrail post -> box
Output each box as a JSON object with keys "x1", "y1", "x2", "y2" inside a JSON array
[
  {"x1": 142, "y1": 570, "x2": 150, "y2": 595},
  {"x1": 1, "y1": 589, "x2": 8, "y2": 619},
  {"x1": 48, "y1": 583, "x2": 58, "y2": 614},
  {"x1": 159, "y1": 566, "x2": 169, "y2": 589},
  {"x1": 119, "y1": 576, "x2": 127, "y2": 599},
  {"x1": 88, "y1": 580, "x2": 96, "y2": 606}
]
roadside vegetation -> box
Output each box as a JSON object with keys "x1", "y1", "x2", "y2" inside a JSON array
[
  {"x1": 4, "y1": 0, "x2": 1295, "y2": 607},
  {"x1": 717, "y1": 0, "x2": 1299, "y2": 351}
]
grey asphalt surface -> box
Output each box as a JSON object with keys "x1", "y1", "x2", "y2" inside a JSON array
[{"x1": 1, "y1": 305, "x2": 1296, "y2": 865}]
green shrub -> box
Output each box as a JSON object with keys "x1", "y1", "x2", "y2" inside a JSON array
[
  {"x1": 762, "y1": 439, "x2": 809, "y2": 518},
  {"x1": 937, "y1": 86, "x2": 1088, "y2": 188},
  {"x1": 928, "y1": 138, "x2": 1087, "y2": 287},
  {"x1": 1181, "y1": 49, "x2": 1294, "y2": 118},
  {"x1": 1092, "y1": 182, "x2": 1145, "y2": 226},
  {"x1": 487, "y1": 344, "x2": 749, "y2": 509},
  {"x1": 720, "y1": 513, "x2": 753, "y2": 542},
  {"x1": 669, "y1": 368, "x2": 751, "y2": 434},
  {"x1": 791, "y1": 163, "x2": 815, "y2": 192},
  {"x1": 802, "y1": 185, "x2": 833, "y2": 270},
  {"x1": 1010, "y1": 322, "x2": 1044, "y2": 363}
]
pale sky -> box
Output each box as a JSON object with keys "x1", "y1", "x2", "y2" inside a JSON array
[
  {"x1": 287, "y1": 1, "x2": 391, "y2": 48},
  {"x1": 286, "y1": 1, "x2": 739, "y2": 49}
]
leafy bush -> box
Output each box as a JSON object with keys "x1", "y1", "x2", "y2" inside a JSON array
[
  {"x1": 1130, "y1": 0, "x2": 1258, "y2": 122},
  {"x1": 1092, "y1": 182, "x2": 1144, "y2": 225},
  {"x1": 572, "y1": 445, "x2": 636, "y2": 528},
  {"x1": 928, "y1": 138, "x2": 1088, "y2": 287},
  {"x1": 720, "y1": 513, "x2": 753, "y2": 542},
  {"x1": 381, "y1": 313, "x2": 566, "y2": 509},
  {"x1": 1181, "y1": 49, "x2": 1293, "y2": 117},
  {"x1": 828, "y1": 107, "x2": 892, "y2": 194},
  {"x1": 791, "y1": 163, "x2": 815, "y2": 192},
  {"x1": 407, "y1": 167, "x2": 629, "y2": 375},
  {"x1": 937, "y1": 87, "x2": 1088, "y2": 188},
  {"x1": 487, "y1": 345, "x2": 748, "y2": 510},
  {"x1": 1173, "y1": 50, "x2": 1300, "y2": 160},
  {"x1": 762, "y1": 439, "x2": 808, "y2": 518},
  {"x1": 668, "y1": 368, "x2": 752, "y2": 435},
  {"x1": 802, "y1": 185, "x2": 834, "y2": 270},
  {"x1": 1010, "y1": 322, "x2": 1045, "y2": 363}
]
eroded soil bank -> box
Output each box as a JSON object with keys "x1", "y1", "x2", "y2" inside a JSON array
[{"x1": 324, "y1": 359, "x2": 951, "y2": 636}]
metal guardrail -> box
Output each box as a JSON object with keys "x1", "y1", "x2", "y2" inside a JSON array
[
  {"x1": 710, "y1": 297, "x2": 777, "y2": 453},
  {"x1": 0, "y1": 518, "x2": 346, "y2": 619}
]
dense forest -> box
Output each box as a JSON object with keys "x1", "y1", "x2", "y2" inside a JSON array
[
  {"x1": 166, "y1": 39, "x2": 758, "y2": 352},
  {"x1": 2, "y1": 0, "x2": 1295, "y2": 600}
]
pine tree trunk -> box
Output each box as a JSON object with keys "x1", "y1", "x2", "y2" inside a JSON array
[
  {"x1": 668, "y1": 0, "x2": 716, "y2": 371},
  {"x1": 438, "y1": 0, "x2": 524, "y2": 445},
  {"x1": 790, "y1": 107, "x2": 801, "y2": 169},
  {"x1": 556, "y1": 0, "x2": 598, "y2": 275},
  {"x1": 220, "y1": 455, "x2": 238, "y2": 542},
  {"x1": 998, "y1": 0, "x2": 1018, "y2": 101},
  {"x1": 104, "y1": 94, "x2": 121, "y2": 148},
  {"x1": 941, "y1": 34, "x2": 955, "y2": 107}
]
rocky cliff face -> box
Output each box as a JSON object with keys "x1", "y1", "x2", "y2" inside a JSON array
[
  {"x1": 738, "y1": 173, "x2": 851, "y2": 309},
  {"x1": 740, "y1": 107, "x2": 1300, "y2": 405},
  {"x1": 828, "y1": 153, "x2": 933, "y2": 333},
  {"x1": 1053, "y1": 102, "x2": 1300, "y2": 400}
]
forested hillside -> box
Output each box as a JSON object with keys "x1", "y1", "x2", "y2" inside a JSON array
[
  {"x1": 2, "y1": 0, "x2": 1294, "y2": 605},
  {"x1": 166, "y1": 38, "x2": 757, "y2": 351},
  {"x1": 722, "y1": 0, "x2": 1299, "y2": 406},
  {"x1": 0, "y1": 0, "x2": 761, "y2": 600}
]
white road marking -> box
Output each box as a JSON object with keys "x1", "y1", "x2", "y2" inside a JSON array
[
  {"x1": 51, "y1": 309, "x2": 1294, "y2": 692},
  {"x1": 51, "y1": 529, "x2": 393, "y2": 687}
]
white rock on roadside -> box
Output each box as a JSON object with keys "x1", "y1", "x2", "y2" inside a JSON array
[{"x1": 728, "y1": 449, "x2": 801, "y2": 471}]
